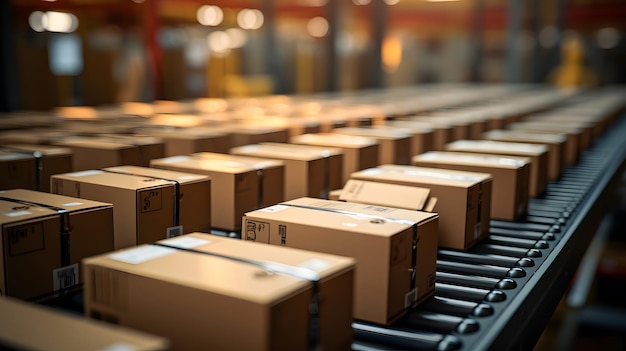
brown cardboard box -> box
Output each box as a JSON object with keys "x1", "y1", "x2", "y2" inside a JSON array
[
  {"x1": 507, "y1": 122, "x2": 582, "y2": 165},
  {"x1": 53, "y1": 139, "x2": 142, "y2": 171},
  {"x1": 230, "y1": 142, "x2": 343, "y2": 200},
  {"x1": 376, "y1": 123, "x2": 434, "y2": 156},
  {"x1": 339, "y1": 179, "x2": 437, "y2": 212},
  {"x1": 0, "y1": 151, "x2": 39, "y2": 191},
  {"x1": 350, "y1": 165, "x2": 492, "y2": 250},
  {"x1": 51, "y1": 170, "x2": 178, "y2": 249},
  {"x1": 331, "y1": 127, "x2": 412, "y2": 165},
  {"x1": 103, "y1": 166, "x2": 212, "y2": 234},
  {"x1": 290, "y1": 133, "x2": 379, "y2": 183},
  {"x1": 0, "y1": 297, "x2": 169, "y2": 351},
  {"x1": 243, "y1": 197, "x2": 439, "y2": 325},
  {"x1": 0, "y1": 189, "x2": 113, "y2": 300},
  {"x1": 524, "y1": 114, "x2": 605, "y2": 140},
  {"x1": 150, "y1": 152, "x2": 285, "y2": 231},
  {"x1": 83, "y1": 233, "x2": 355, "y2": 351},
  {"x1": 0, "y1": 129, "x2": 71, "y2": 146},
  {"x1": 1, "y1": 145, "x2": 73, "y2": 192},
  {"x1": 406, "y1": 116, "x2": 470, "y2": 142},
  {"x1": 221, "y1": 124, "x2": 290, "y2": 148},
  {"x1": 412, "y1": 151, "x2": 530, "y2": 221},
  {"x1": 482, "y1": 130, "x2": 567, "y2": 180},
  {"x1": 514, "y1": 118, "x2": 594, "y2": 150},
  {"x1": 94, "y1": 135, "x2": 167, "y2": 167},
  {"x1": 133, "y1": 127, "x2": 232, "y2": 156},
  {"x1": 445, "y1": 139, "x2": 549, "y2": 197},
  {"x1": 392, "y1": 119, "x2": 454, "y2": 151}
]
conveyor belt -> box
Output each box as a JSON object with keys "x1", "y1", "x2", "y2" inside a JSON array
[{"x1": 352, "y1": 113, "x2": 626, "y2": 351}]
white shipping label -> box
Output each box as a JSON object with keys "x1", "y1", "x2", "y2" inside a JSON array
[
  {"x1": 110, "y1": 246, "x2": 176, "y2": 264},
  {"x1": 66, "y1": 170, "x2": 104, "y2": 177},
  {"x1": 260, "y1": 204, "x2": 289, "y2": 213},
  {"x1": 404, "y1": 288, "x2": 418, "y2": 308},
  {"x1": 166, "y1": 225, "x2": 184, "y2": 238},
  {"x1": 164, "y1": 236, "x2": 211, "y2": 249},
  {"x1": 299, "y1": 259, "x2": 331, "y2": 272},
  {"x1": 98, "y1": 343, "x2": 138, "y2": 351}
]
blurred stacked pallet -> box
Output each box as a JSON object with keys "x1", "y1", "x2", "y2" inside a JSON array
[{"x1": 1, "y1": 83, "x2": 625, "y2": 350}]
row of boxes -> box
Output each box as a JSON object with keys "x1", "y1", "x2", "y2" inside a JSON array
[{"x1": 2, "y1": 85, "x2": 625, "y2": 350}]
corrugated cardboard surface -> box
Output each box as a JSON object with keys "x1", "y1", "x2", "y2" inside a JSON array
[
  {"x1": 412, "y1": 151, "x2": 531, "y2": 221},
  {"x1": 150, "y1": 153, "x2": 284, "y2": 231},
  {"x1": 0, "y1": 297, "x2": 169, "y2": 351},
  {"x1": 52, "y1": 170, "x2": 176, "y2": 249},
  {"x1": 0, "y1": 189, "x2": 113, "y2": 300},
  {"x1": 243, "y1": 197, "x2": 438, "y2": 325},
  {"x1": 445, "y1": 139, "x2": 549, "y2": 198},
  {"x1": 83, "y1": 233, "x2": 354, "y2": 351},
  {"x1": 351, "y1": 165, "x2": 492, "y2": 250}
]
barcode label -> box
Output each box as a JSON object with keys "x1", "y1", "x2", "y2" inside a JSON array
[
  {"x1": 53, "y1": 264, "x2": 79, "y2": 291},
  {"x1": 167, "y1": 225, "x2": 183, "y2": 238},
  {"x1": 404, "y1": 288, "x2": 418, "y2": 308}
]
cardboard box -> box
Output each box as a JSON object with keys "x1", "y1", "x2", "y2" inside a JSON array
[
  {"x1": 524, "y1": 114, "x2": 604, "y2": 140},
  {"x1": 83, "y1": 233, "x2": 355, "y2": 351},
  {"x1": 290, "y1": 133, "x2": 379, "y2": 183},
  {"x1": 221, "y1": 125, "x2": 290, "y2": 148},
  {"x1": 507, "y1": 122, "x2": 582, "y2": 165},
  {"x1": 230, "y1": 142, "x2": 343, "y2": 200},
  {"x1": 482, "y1": 130, "x2": 567, "y2": 180},
  {"x1": 412, "y1": 151, "x2": 530, "y2": 221},
  {"x1": 391, "y1": 119, "x2": 454, "y2": 151},
  {"x1": 94, "y1": 135, "x2": 167, "y2": 167},
  {"x1": 376, "y1": 123, "x2": 434, "y2": 156},
  {"x1": 1, "y1": 145, "x2": 73, "y2": 192},
  {"x1": 0, "y1": 189, "x2": 113, "y2": 300},
  {"x1": 339, "y1": 179, "x2": 438, "y2": 212},
  {"x1": 133, "y1": 127, "x2": 232, "y2": 156},
  {"x1": 51, "y1": 170, "x2": 179, "y2": 249},
  {"x1": 53, "y1": 139, "x2": 142, "y2": 172},
  {"x1": 0, "y1": 151, "x2": 39, "y2": 191},
  {"x1": 350, "y1": 165, "x2": 492, "y2": 250},
  {"x1": 445, "y1": 139, "x2": 549, "y2": 198},
  {"x1": 331, "y1": 127, "x2": 412, "y2": 165},
  {"x1": 243, "y1": 197, "x2": 439, "y2": 325},
  {"x1": 150, "y1": 153, "x2": 285, "y2": 231},
  {"x1": 0, "y1": 297, "x2": 169, "y2": 351},
  {"x1": 406, "y1": 116, "x2": 470, "y2": 142},
  {"x1": 514, "y1": 118, "x2": 594, "y2": 150},
  {"x1": 103, "y1": 166, "x2": 212, "y2": 234}
]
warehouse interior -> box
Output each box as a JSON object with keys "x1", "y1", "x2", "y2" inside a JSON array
[{"x1": 1, "y1": 0, "x2": 626, "y2": 350}]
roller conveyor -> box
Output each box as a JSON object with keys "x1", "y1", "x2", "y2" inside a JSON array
[{"x1": 352, "y1": 113, "x2": 626, "y2": 350}]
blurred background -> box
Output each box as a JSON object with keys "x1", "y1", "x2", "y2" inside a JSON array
[{"x1": 1, "y1": 0, "x2": 625, "y2": 111}]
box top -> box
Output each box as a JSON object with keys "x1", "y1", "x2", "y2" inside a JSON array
[
  {"x1": 374, "y1": 124, "x2": 434, "y2": 134},
  {"x1": 0, "y1": 297, "x2": 169, "y2": 351},
  {"x1": 54, "y1": 139, "x2": 136, "y2": 150},
  {"x1": 331, "y1": 127, "x2": 412, "y2": 140},
  {"x1": 0, "y1": 198, "x2": 60, "y2": 225},
  {"x1": 290, "y1": 133, "x2": 379, "y2": 148},
  {"x1": 508, "y1": 122, "x2": 583, "y2": 134},
  {"x1": 52, "y1": 170, "x2": 174, "y2": 190},
  {"x1": 104, "y1": 165, "x2": 210, "y2": 184},
  {"x1": 445, "y1": 140, "x2": 549, "y2": 156},
  {"x1": 352, "y1": 164, "x2": 492, "y2": 188},
  {"x1": 2, "y1": 144, "x2": 73, "y2": 157},
  {"x1": 0, "y1": 151, "x2": 35, "y2": 162},
  {"x1": 339, "y1": 179, "x2": 432, "y2": 211},
  {"x1": 261, "y1": 142, "x2": 343, "y2": 156},
  {"x1": 84, "y1": 233, "x2": 354, "y2": 304},
  {"x1": 245, "y1": 197, "x2": 437, "y2": 236},
  {"x1": 96, "y1": 134, "x2": 165, "y2": 146},
  {"x1": 0, "y1": 189, "x2": 112, "y2": 213},
  {"x1": 283, "y1": 197, "x2": 438, "y2": 223},
  {"x1": 151, "y1": 153, "x2": 284, "y2": 173},
  {"x1": 482, "y1": 130, "x2": 567, "y2": 144},
  {"x1": 406, "y1": 116, "x2": 470, "y2": 127},
  {"x1": 413, "y1": 151, "x2": 530, "y2": 169},
  {"x1": 385, "y1": 120, "x2": 448, "y2": 131},
  {"x1": 231, "y1": 143, "x2": 341, "y2": 161},
  {"x1": 135, "y1": 127, "x2": 229, "y2": 139}
]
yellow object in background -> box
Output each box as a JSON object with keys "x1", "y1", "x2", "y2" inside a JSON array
[{"x1": 550, "y1": 36, "x2": 598, "y2": 89}]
